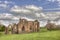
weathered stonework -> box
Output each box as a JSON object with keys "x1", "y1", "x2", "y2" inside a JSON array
[
  {"x1": 11, "y1": 23, "x2": 18, "y2": 34},
  {"x1": 5, "y1": 18, "x2": 40, "y2": 34},
  {"x1": 45, "y1": 20, "x2": 60, "y2": 30},
  {"x1": 45, "y1": 22, "x2": 56, "y2": 30},
  {"x1": 5, "y1": 27, "x2": 9, "y2": 34}
]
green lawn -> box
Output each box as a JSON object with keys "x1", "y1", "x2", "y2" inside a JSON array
[{"x1": 0, "y1": 28, "x2": 60, "y2": 40}]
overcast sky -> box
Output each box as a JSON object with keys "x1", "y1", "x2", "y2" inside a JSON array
[{"x1": 0, "y1": 0, "x2": 60, "y2": 26}]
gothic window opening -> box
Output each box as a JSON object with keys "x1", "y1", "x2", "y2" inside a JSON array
[
  {"x1": 22, "y1": 26, "x2": 25, "y2": 32},
  {"x1": 30, "y1": 26, "x2": 32, "y2": 31}
]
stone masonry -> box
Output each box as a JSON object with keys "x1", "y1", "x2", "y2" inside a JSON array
[{"x1": 5, "y1": 18, "x2": 40, "y2": 34}]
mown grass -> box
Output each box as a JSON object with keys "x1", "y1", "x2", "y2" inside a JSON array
[{"x1": 0, "y1": 28, "x2": 60, "y2": 40}]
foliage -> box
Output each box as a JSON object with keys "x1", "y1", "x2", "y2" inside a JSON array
[{"x1": 0, "y1": 25, "x2": 5, "y2": 31}]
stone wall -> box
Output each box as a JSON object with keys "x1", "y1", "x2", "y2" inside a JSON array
[
  {"x1": 5, "y1": 18, "x2": 40, "y2": 34},
  {"x1": 5, "y1": 27, "x2": 9, "y2": 34},
  {"x1": 11, "y1": 23, "x2": 17, "y2": 34},
  {"x1": 45, "y1": 22, "x2": 60, "y2": 30}
]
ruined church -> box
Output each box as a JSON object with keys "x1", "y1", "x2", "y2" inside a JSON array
[{"x1": 5, "y1": 18, "x2": 40, "y2": 34}]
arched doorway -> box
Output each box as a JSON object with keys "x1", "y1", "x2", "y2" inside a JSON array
[
  {"x1": 22, "y1": 26, "x2": 25, "y2": 32},
  {"x1": 30, "y1": 26, "x2": 33, "y2": 32}
]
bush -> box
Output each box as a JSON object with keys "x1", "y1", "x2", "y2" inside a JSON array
[{"x1": 0, "y1": 25, "x2": 5, "y2": 31}]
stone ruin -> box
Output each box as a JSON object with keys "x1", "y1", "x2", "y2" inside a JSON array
[
  {"x1": 5, "y1": 27, "x2": 9, "y2": 34},
  {"x1": 5, "y1": 18, "x2": 40, "y2": 34},
  {"x1": 45, "y1": 20, "x2": 60, "y2": 30},
  {"x1": 45, "y1": 22, "x2": 56, "y2": 30}
]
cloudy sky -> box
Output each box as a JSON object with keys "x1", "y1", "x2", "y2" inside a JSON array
[{"x1": 0, "y1": 0, "x2": 60, "y2": 26}]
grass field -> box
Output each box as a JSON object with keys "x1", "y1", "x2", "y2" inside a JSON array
[{"x1": 0, "y1": 28, "x2": 60, "y2": 40}]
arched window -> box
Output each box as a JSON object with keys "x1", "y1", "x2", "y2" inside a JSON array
[
  {"x1": 30, "y1": 26, "x2": 32, "y2": 31},
  {"x1": 22, "y1": 26, "x2": 25, "y2": 32},
  {"x1": 30, "y1": 27, "x2": 32, "y2": 30}
]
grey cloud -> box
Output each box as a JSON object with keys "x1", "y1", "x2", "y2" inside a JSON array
[
  {"x1": 1, "y1": 5, "x2": 60, "y2": 26},
  {"x1": 10, "y1": 5, "x2": 43, "y2": 21}
]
